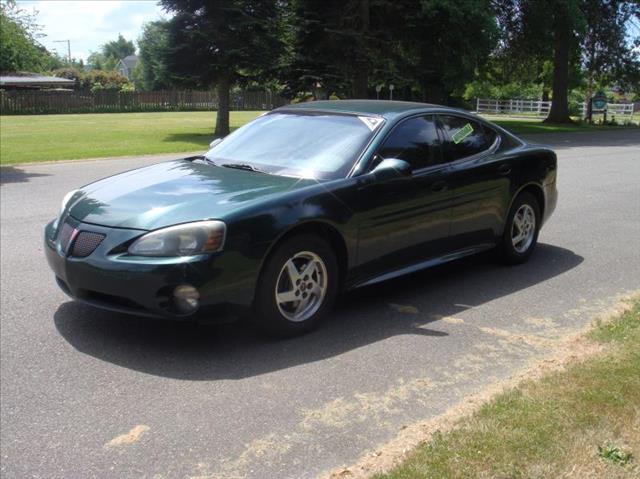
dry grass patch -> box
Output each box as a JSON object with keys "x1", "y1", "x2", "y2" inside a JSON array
[{"x1": 372, "y1": 301, "x2": 640, "y2": 479}]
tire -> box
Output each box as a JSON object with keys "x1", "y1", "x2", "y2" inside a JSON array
[
  {"x1": 253, "y1": 234, "x2": 338, "y2": 336},
  {"x1": 499, "y1": 191, "x2": 541, "y2": 265}
]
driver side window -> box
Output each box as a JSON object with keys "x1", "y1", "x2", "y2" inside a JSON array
[{"x1": 377, "y1": 115, "x2": 442, "y2": 170}]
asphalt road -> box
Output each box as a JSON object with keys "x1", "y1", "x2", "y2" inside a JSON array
[{"x1": 1, "y1": 129, "x2": 639, "y2": 479}]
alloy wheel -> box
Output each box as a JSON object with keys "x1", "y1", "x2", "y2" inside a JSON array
[
  {"x1": 275, "y1": 251, "x2": 328, "y2": 322},
  {"x1": 511, "y1": 203, "x2": 536, "y2": 253}
]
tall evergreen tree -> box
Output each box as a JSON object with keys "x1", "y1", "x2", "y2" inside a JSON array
[
  {"x1": 283, "y1": 0, "x2": 498, "y2": 103},
  {"x1": 137, "y1": 20, "x2": 172, "y2": 90},
  {"x1": 402, "y1": 0, "x2": 499, "y2": 103},
  {"x1": 160, "y1": 0, "x2": 283, "y2": 136}
]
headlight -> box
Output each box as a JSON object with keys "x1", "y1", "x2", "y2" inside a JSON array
[
  {"x1": 61, "y1": 189, "x2": 78, "y2": 213},
  {"x1": 128, "y1": 220, "x2": 226, "y2": 257}
]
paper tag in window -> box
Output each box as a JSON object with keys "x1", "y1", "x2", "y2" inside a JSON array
[
  {"x1": 452, "y1": 123, "x2": 474, "y2": 144},
  {"x1": 358, "y1": 116, "x2": 384, "y2": 131}
]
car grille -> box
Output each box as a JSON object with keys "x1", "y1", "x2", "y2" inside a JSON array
[
  {"x1": 58, "y1": 222, "x2": 76, "y2": 254},
  {"x1": 71, "y1": 231, "x2": 106, "y2": 257},
  {"x1": 57, "y1": 220, "x2": 106, "y2": 257}
]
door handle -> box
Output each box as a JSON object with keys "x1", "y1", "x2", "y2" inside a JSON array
[
  {"x1": 498, "y1": 164, "x2": 512, "y2": 175},
  {"x1": 430, "y1": 180, "x2": 448, "y2": 192}
]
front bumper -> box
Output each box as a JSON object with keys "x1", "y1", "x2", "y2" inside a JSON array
[{"x1": 44, "y1": 216, "x2": 254, "y2": 321}]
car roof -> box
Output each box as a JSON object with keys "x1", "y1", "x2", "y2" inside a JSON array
[{"x1": 278, "y1": 100, "x2": 469, "y2": 120}]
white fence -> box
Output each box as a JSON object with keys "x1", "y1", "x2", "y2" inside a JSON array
[
  {"x1": 476, "y1": 99, "x2": 551, "y2": 116},
  {"x1": 476, "y1": 98, "x2": 635, "y2": 118},
  {"x1": 591, "y1": 102, "x2": 635, "y2": 117}
]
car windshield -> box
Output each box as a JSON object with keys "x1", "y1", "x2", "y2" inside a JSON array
[{"x1": 204, "y1": 111, "x2": 382, "y2": 180}]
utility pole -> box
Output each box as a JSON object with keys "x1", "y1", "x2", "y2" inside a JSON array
[{"x1": 54, "y1": 40, "x2": 72, "y2": 65}]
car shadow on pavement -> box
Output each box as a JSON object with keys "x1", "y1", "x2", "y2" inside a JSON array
[
  {"x1": 54, "y1": 243, "x2": 583, "y2": 380},
  {"x1": 0, "y1": 166, "x2": 50, "y2": 185}
]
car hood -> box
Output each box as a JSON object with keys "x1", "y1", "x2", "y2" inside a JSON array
[{"x1": 67, "y1": 159, "x2": 316, "y2": 230}]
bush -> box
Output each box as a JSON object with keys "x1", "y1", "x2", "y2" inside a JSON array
[
  {"x1": 50, "y1": 67, "x2": 83, "y2": 80},
  {"x1": 80, "y1": 70, "x2": 129, "y2": 90},
  {"x1": 48, "y1": 68, "x2": 130, "y2": 90}
]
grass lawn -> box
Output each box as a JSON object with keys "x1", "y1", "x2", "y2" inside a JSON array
[
  {"x1": 375, "y1": 300, "x2": 640, "y2": 479},
  {"x1": 0, "y1": 111, "x2": 264, "y2": 165},
  {"x1": 1, "y1": 110, "x2": 638, "y2": 165}
]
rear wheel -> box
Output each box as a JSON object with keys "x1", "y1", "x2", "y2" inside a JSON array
[
  {"x1": 253, "y1": 235, "x2": 338, "y2": 336},
  {"x1": 499, "y1": 191, "x2": 541, "y2": 264}
]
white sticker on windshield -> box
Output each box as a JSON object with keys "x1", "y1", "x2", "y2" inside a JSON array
[{"x1": 358, "y1": 116, "x2": 384, "y2": 131}]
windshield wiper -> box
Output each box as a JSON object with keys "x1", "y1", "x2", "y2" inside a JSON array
[
  {"x1": 220, "y1": 163, "x2": 267, "y2": 174},
  {"x1": 194, "y1": 156, "x2": 218, "y2": 166}
]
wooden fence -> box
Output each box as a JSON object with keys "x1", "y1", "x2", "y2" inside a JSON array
[{"x1": 0, "y1": 89, "x2": 287, "y2": 115}]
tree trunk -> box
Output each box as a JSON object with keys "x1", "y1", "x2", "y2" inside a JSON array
[
  {"x1": 542, "y1": 89, "x2": 550, "y2": 102},
  {"x1": 423, "y1": 82, "x2": 443, "y2": 104},
  {"x1": 353, "y1": 67, "x2": 368, "y2": 99},
  {"x1": 545, "y1": 26, "x2": 572, "y2": 123},
  {"x1": 585, "y1": 77, "x2": 594, "y2": 123},
  {"x1": 352, "y1": 0, "x2": 370, "y2": 99},
  {"x1": 215, "y1": 74, "x2": 231, "y2": 137}
]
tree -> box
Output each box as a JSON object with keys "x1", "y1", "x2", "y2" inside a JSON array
[
  {"x1": 102, "y1": 34, "x2": 135, "y2": 61},
  {"x1": 582, "y1": 0, "x2": 640, "y2": 120},
  {"x1": 282, "y1": 0, "x2": 352, "y2": 99},
  {"x1": 137, "y1": 20, "x2": 172, "y2": 90},
  {"x1": 495, "y1": 0, "x2": 639, "y2": 123},
  {"x1": 283, "y1": 0, "x2": 404, "y2": 99},
  {"x1": 402, "y1": 0, "x2": 500, "y2": 103},
  {"x1": 283, "y1": 0, "x2": 498, "y2": 103},
  {"x1": 160, "y1": 0, "x2": 283, "y2": 136},
  {"x1": 86, "y1": 34, "x2": 135, "y2": 71},
  {"x1": 0, "y1": 0, "x2": 57, "y2": 72}
]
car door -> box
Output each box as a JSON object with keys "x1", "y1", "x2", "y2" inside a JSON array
[
  {"x1": 355, "y1": 115, "x2": 453, "y2": 282},
  {"x1": 437, "y1": 114, "x2": 511, "y2": 251}
]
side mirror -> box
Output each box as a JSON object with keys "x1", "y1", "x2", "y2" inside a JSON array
[
  {"x1": 371, "y1": 158, "x2": 413, "y2": 183},
  {"x1": 209, "y1": 138, "x2": 223, "y2": 149}
]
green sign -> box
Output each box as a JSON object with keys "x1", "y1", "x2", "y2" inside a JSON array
[
  {"x1": 452, "y1": 123, "x2": 474, "y2": 144},
  {"x1": 592, "y1": 91, "x2": 607, "y2": 110}
]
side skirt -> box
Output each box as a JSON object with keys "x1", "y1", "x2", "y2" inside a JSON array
[{"x1": 348, "y1": 243, "x2": 496, "y2": 290}]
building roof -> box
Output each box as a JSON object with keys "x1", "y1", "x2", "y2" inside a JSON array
[
  {"x1": 0, "y1": 74, "x2": 76, "y2": 87},
  {"x1": 119, "y1": 55, "x2": 139, "y2": 71},
  {"x1": 281, "y1": 99, "x2": 451, "y2": 119}
]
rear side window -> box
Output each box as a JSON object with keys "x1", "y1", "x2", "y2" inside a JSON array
[
  {"x1": 439, "y1": 115, "x2": 494, "y2": 161},
  {"x1": 377, "y1": 115, "x2": 442, "y2": 170}
]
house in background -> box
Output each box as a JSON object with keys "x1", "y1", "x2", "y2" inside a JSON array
[{"x1": 116, "y1": 54, "x2": 139, "y2": 80}]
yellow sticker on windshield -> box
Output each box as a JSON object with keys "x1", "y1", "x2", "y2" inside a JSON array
[{"x1": 452, "y1": 123, "x2": 474, "y2": 144}]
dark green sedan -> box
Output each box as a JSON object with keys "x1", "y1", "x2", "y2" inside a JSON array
[{"x1": 45, "y1": 100, "x2": 557, "y2": 335}]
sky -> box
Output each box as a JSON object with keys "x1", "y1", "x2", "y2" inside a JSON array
[{"x1": 17, "y1": 0, "x2": 168, "y2": 61}]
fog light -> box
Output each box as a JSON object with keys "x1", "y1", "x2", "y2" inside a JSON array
[{"x1": 173, "y1": 285, "x2": 199, "y2": 313}]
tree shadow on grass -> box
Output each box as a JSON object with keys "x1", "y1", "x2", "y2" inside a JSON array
[
  {"x1": 54, "y1": 243, "x2": 583, "y2": 381},
  {"x1": 520, "y1": 128, "x2": 640, "y2": 149},
  {"x1": 161, "y1": 133, "x2": 212, "y2": 147},
  {"x1": 162, "y1": 127, "x2": 244, "y2": 146},
  {"x1": 0, "y1": 166, "x2": 50, "y2": 185}
]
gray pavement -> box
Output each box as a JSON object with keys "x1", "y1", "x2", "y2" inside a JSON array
[{"x1": 1, "y1": 129, "x2": 639, "y2": 479}]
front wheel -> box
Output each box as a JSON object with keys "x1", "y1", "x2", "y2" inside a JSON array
[
  {"x1": 499, "y1": 192, "x2": 541, "y2": 265},
  {"x1": 253, "y1": 235, "x2": 338, "y2": 336}
]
